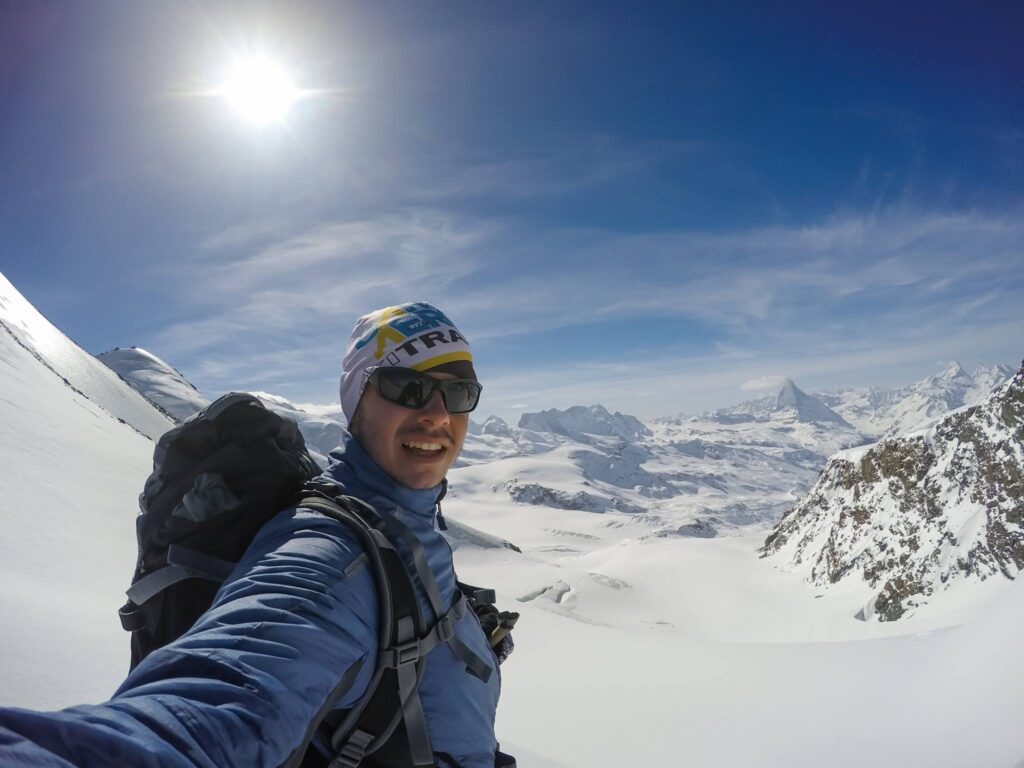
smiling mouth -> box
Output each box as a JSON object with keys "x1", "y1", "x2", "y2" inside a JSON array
[{"x1": 402, "y1": 440, "x2": 446, "y2": 456}]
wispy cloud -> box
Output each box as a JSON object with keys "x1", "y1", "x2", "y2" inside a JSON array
[
  {"x1": 148, "y1": 209, "x2": 497, "y2": 359},
  {"x1": 145, "y1": 203, "x2": 1023, "y2": 419},
  {"x1": 449, "y1": 210, "x2": 1024, "y2": 344},
  {"x1": 741, "y1": 376, "x2": 788, "y2": 392}
]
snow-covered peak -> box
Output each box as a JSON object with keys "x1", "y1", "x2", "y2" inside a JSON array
[
  {"x1": 480, "y1": 415, "x2": 513, "y2": 437},
  {"x1": 920, "y1": 360, "x2": 972, "y2": 391},
  {"x1": 95, "y1": 343, "x2": 346, "y2": 467},
  {"x1": 967, "y1": 363, "x2": 1015, "y2": 401},
  {"x1": 774, "y1": 378, "x2": 801, "y2": 407},
  {"x1": 714, "y1": 378, "x2": 850, "y2": 426},
  {"x1": 517, "y1": 404, "x2": 651, "y2": 442},
  {"x1": 96, "y1": 347, "x2": 207, "y2": 423},
  {"x1": 938, "y1": 360, "x2": 967, "y2": 379},
  {"x1": 247, "y1": 391, "x2": 346, "y2": 466}
]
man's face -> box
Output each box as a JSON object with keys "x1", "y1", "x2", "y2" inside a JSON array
[{"x1": 349, "y1": 371, "x2": 470, "y2": 490}]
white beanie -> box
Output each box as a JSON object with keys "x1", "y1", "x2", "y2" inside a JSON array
[{"x1": 339, "y1": 302, "x2": 477, "y2": 423}]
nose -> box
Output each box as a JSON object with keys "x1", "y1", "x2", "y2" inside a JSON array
[{"x1": 417, "y1": 389, "x2": 451, "y2": 424}]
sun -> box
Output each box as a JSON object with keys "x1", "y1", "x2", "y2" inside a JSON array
[{"x1": 219, "y1": 55, "x2": 299, "y2": 125}]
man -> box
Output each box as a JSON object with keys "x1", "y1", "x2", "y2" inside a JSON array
[{"x1": 0, "y1": 302, "x2": 509, "y2": 767}]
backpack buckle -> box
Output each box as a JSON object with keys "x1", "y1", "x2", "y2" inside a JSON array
[
  {"x1": 330, "y1": 729, "x2": 374, "y2": 768},
  {"x1": 436, "y1": 615, "x2": 455, "y2": 644},
  {"x1": 380, "y1": 639, "x2": 420, "y2": 669}
]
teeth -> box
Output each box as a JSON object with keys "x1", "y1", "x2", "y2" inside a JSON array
[{"x1": 404, "y1": 441, "x2": 443, "y2": 451}]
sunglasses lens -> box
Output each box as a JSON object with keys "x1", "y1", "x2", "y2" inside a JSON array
[
  {"x1": 373, "y1": 368, "x2": 482, "y2": 413},
  {"x1": 441, "y1": 380, "x2": 482, "y2": 413},
  {"x1": 375, "y1": 369, "x2": 432, "y2": 408}
]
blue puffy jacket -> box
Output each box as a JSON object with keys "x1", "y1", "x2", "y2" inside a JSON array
[{"x1": 0, "y1": 431, "x2": 502, "y2": 767}]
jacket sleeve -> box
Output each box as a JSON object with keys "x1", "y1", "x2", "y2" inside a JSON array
[{"x1": 0, "y1": 508, "x2": 380, "y2": 768}]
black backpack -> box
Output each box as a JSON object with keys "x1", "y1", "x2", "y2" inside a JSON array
[{"x1": 117, "y1": 393, "x2": 509, "y2": 767}]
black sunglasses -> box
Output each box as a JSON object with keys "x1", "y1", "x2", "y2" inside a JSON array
[{"x1": 368, "y1": 367, "x2": 482, "y2": 414}]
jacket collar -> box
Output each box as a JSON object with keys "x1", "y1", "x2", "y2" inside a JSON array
[{"x1": 324, "y1": 429, "x2": 444, "y2": 520}]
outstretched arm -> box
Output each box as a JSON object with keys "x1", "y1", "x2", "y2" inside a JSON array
[{"x1": 0, "y1": 508, "x2": 378, "y2": 768}]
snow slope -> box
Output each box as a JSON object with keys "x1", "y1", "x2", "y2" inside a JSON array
[
  {"x1": 489, "y1": 573, "x2": 1024, "y2": 767},
  {"x1": 0, "y1": 297, "x2": 150, "y2": 701},
  {"x1": 0, "y1": 273, "x2": 175, "y2": 441}
]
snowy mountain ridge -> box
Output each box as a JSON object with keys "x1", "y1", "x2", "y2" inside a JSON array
[
  {"x1": 517, "y1": 404, "x2": 650, "y2": 442},
  {"x1": 817, "y1": 361, "x2": 1015, "y2": 438},
  {"x1": 95, "y1": 339, "x2": 1017, "y2": 562},
  {"x1": 96, "y1": 346, "x2": 207, "y2": 424}
]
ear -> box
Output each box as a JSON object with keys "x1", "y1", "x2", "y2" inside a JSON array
[{"x1": 347, "y1": 402, "x2": 362, "y2": 438}]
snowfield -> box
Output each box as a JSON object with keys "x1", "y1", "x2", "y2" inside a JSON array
[{"x1": 1, "y1": 273, "x2": 1022, "y2": 767}]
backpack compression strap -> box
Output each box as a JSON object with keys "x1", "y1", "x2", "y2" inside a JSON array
[{"x1": 121, "y1": 545, "x2": 237, "y2": 622}]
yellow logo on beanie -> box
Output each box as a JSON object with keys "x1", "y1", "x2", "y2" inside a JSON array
[{"x1": 368, "y1": 306, "x2": 408, "y2": 360}]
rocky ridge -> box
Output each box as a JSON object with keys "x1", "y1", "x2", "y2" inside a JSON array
[{"x1": 761, "y1": 362, "x2": 1024, "y2": 621}]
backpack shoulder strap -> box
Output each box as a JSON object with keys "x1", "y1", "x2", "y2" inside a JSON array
[{"x1": 281, "y1": 492, "x2": 435, "y2": 768}]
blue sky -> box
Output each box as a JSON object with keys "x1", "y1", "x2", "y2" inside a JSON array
[{"x1": 1, "y1": 1, "x2": 1021, "y2": 421}]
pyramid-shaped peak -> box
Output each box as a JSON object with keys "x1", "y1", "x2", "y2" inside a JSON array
[
  {"x1": 480, "y1": 414, "x2": 512, "y2": 437},
  {"x1": 769, "y1": 379, "x2": 849, "y2": 425},
  {"x1": 935, "y1": 360, "x2": 969, "y2": 380},
  {"x1": 774, "y1": 378, "x2": 801, "y2": 407}
]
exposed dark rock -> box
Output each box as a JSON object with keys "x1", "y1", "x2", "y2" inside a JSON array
[
  {"x1": 762, "y1": 361, "x2": 1024, "y2": 620},
  {"x1": 503, "y1": 479, "x2": 645, "y2": 514}
]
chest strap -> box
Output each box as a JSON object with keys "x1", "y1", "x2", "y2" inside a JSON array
[{"x1": 373, "y1": 505, "x2": 493, "y2": 683}]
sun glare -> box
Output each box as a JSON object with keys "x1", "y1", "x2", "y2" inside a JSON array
[{"x1": 220, "y1": 56, "x2": 299, "y2": 125}]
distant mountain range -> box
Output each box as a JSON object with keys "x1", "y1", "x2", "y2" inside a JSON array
[
  {"x1": 681, "y1": 363, "x2": 1015, "y2": 439},
  {"x1": 93, "y1": 332, "x2": 1018, "y2": 557},
  {"x1": 817, "y1": 361, "x2": 1015, "y2": 438}
]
